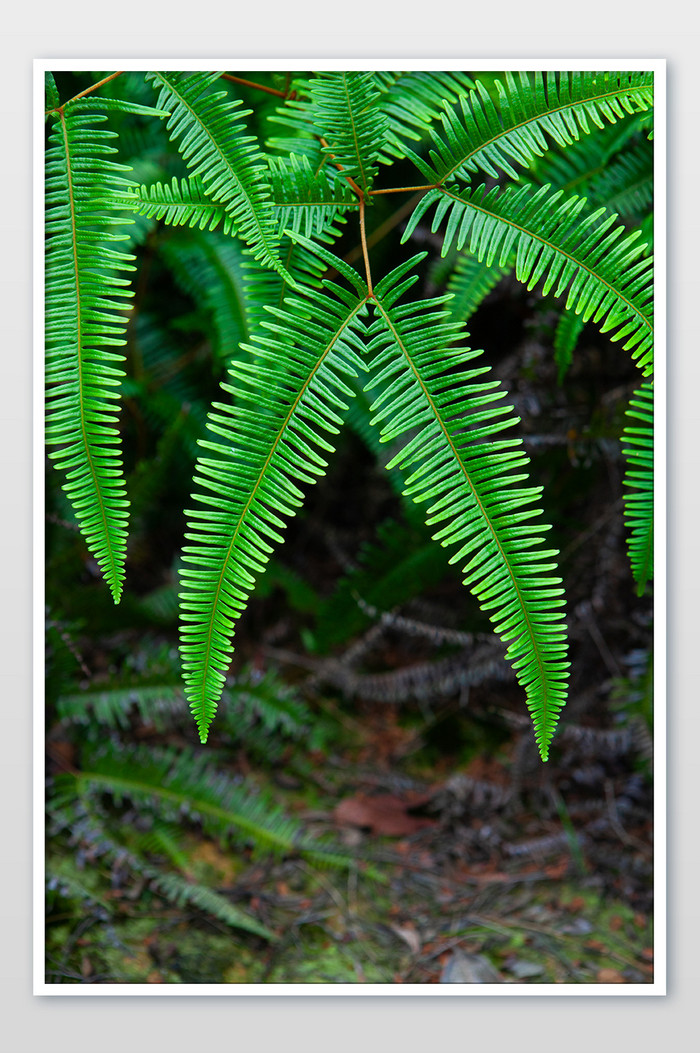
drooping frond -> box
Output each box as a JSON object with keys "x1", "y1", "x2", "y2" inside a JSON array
[
  {"x1": 268, "y1": 154, "x2": 358, "y2": 237},
  {"x1": 365, "y1": 255, "x2": 569, "y2": 759},
  {"x1": 404, "y1": 182, "x2": 654, "y2": 375},
  {"x1": 179, "y1": 265, "x2": 370, "y2": 741},
  {"x1": 45, "y1": 102, "x2": 137, "y2": 602},
  {"x1": 411, "y1": 71, "x2": 654, "y2": 184},
  {"x1": 308, "y1": 71, "x2": 389, "y2": 196},
  {"x1": 145, "y1": 71, "x2": 293, "y2": 282},
  {"x1": 372, "y1": 71, "x2": 475, "y2": 163},
  {"x1": 622, "y1": 382, "x2": 654, "y2": 595}
]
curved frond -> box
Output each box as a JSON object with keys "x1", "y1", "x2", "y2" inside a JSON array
[
  {"x1": 308, "y1": 71, "x2": 389, "y2": 196},
  {"x1": 622, "y1": 383, "x2": 654, "y2": 595},
  {"x1": 179, "y1": 267, "x2": 370, "y2": 741},
  {"x1": 365, "y1": 256, "x2": 569, "y2": 759},
  {"x1": 45, "y1": 104, "x2": 134, "y2": 602},
  {"x1": 146, "y1": 71, "x2": 293, "y2": 282},
  {"x1": 414, "y1": 71, "x2": 653, "y2": 184},
  {"x1": 404, "y1": 182, "x2": 653, "y2": 374}
]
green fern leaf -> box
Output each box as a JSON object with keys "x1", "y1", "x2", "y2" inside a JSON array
[
  {"x1": 622, "y1": 383, "x2": 653, "y2": 595},
  {"x1": 146, "y1": 72, "x2": 293, "y2": 282},
  {"x1": 45, "y1": 103, "x2": 135, "y2": 602},
  {"x1": 123, "y1": 175, "x2": 238, "y2": 234},
  {"x1": 404, "y1": 182, "x2": 653, "y2": 375},
  {"x1": 269, "y1": 153, "x2": 358, "y2": 237},
  {"x1": 150, "y1": 872, "x2": 277, "y2": 940},
  {"x1": 366, "y1": 256, "x2": 569, "y2": 760},
  {"x1": 373, "y1": 71, "x2": 476, "y2": 163},
  {"x1": 179, "y1": 266, "x2": 370, "y2": 742},
  {"x1": 414, "y1": 71, "x2": 653, "y2": 184},
  {"x1": 308, "y1": 71, "x2": 389, "y2": 196}
]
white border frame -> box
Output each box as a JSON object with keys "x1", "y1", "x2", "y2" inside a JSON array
[{"x1": 34, "y1": 57, "x2": 666, "y2": 997}]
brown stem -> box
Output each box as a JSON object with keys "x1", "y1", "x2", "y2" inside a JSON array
[
  {"x1": 220, "y1": 73, "x2": 294, "y2": 99},
  {"x1": 370, "y1": 183, "x2": 437, "y2": 196},
  {"x1": 359, "y1": 197, "x2": 373, "y2": 297},
  {"x1": 46, "y1": 71, "x2": 124, "y2": 114}
]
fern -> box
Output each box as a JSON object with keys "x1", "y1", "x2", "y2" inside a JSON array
[
  {"x1": 145, "y1": 71, "x2": 293, "y2": 282},
  {"x1": 622, "y1": 383, "x2": 654, "y2": 595},
  {"x1": 179, "y1": 266, "x2": 370, "y2": 741},
  {"x1": 411, "y1": 71, "x2": 653, "y2": 184},
  {"x1": 308, "y1": 71, "x2": 389, "y2": 196},
  {"x1": 45, "y1": 102, "x2": 138, "y2": 601},
  {"x1": 403, "y1": 182, "x2": 653, "y2": 375},
  {"x1": 366, "y1": 257, "x2": 569, "y2": 759},
  {"x1": 45, "y1": 68, "x2": 656, "y2": 763}
]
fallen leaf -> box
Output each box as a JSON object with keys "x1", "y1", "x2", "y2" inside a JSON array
[
  {"x1": 334, "y1": 791, "x2": 436, "y2": 837},
  {"x1": 597, "y1": 968, "x2": 626, "y2": 983}
]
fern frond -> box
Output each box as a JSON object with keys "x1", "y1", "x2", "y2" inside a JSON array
[
  {"x1": 123, "y1": 175, "x2": 238, "y2": 234},
  {"x1": 622, "y1": 383, "x2": 653, "y2": 595},
  {"x1": 413, "y1": 71, "x2": 653, "y2": 184},
  {"x1": 179, "y1": 267, "x2": 370, "y2": 741},
  {"x1": 373, "y1": 71, "x2": 475, "y2": 163},
  {"x1": 146, "y1": 72, "x2": 292, "y2": 282},
  {"x1": 445, "y1": 250, "x2": 511, "y2": 323},
  {"x1": 269, "y1": 154, "x2": 358, "y2": 237},
  {"x1": 553, "y1": 308, "x2": 586, "y2": 383},
  {"x1": 404, "y1": 182, "x2": 653, "y2": 375},
  {"x1": 45, "y1": 104, "x2": 135, "y2": 602},
  {"x1": 365, "y1": 256, "x2": 569, "y2": 759},
  {"x1": 158, "y1": 228, "x2": 250, "y2": 371},
  {"x1": 308, "y1": 71, "x2": 389, "y2": 196},
  {"x1": 149, "y1": 872, "x2": 277, "y2": 940}
]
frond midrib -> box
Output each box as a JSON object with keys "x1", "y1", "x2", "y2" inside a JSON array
[
  {"x1": 57, "y1": 109, "x2": 120, "y2": 595},
  {"x1": 371, "y1": 297, "x2": 551, "y2": 730}
]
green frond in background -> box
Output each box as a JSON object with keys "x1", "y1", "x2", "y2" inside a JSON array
[
  {"x1": 404, "y1": 182, "x2": 653, "y2": 375},
  {"x1": 269, "y1": 153, "x2": 358, "y2": 237},
  {"x1": 308, "y1": 71, "x2": 389, "y2": 196},
  {"x1": 622, "y1": 382, "x2": 654, "y2": 595},
  {"x1": 179, "y1": 264, "x2": 370, "y2": 742},
  {"x1": 372, "y1": 70, "x2": 476, "y2": 164},
  {"x1": 413, "y1": 71, "x2": 654, "y2": 184},
  {"x1": 366, "y1": 256, "x2": 569, "y2": 760},
  {"x1": 124, "y1": 175, "x2": 239, "y2": 235},
  {"x1": 146, "y1": 71, "x2": 293, "y2": 283},
  {"x1": 45, "y1": 103, "x2": 136, "y2": 602}
]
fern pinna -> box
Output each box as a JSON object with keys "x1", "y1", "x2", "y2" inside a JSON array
[{"x1": 45, "y1": 69, "x2": 655, "y2": 760}]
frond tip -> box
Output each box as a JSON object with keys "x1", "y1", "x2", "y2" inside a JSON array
[{"x1": 366, "y1": 257, "x2": 569, "y2": 759}]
